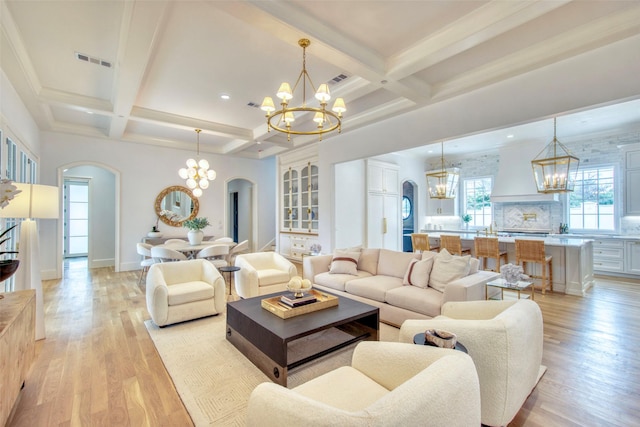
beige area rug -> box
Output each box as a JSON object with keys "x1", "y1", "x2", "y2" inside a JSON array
[{"x1": 145, "y1": 313, "x2": 399, "y2": 426}]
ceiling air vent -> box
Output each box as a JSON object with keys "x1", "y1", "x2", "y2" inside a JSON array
[
  {"x1": 330, "y1": 74, "x2": 348, "y2": 85},
  {"x1": 75, "y1": 51, "x2": 112, "y2": 68},
  {"x1": 247, "y1": 102, "x2": 261, "y2": 108}
]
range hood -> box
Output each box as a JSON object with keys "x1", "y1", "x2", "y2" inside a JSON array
[{"x1": 491, "y1": 141, "x2": 558, "y2": 203}]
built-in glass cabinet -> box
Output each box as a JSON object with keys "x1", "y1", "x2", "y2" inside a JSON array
[{"x1": 282, "y1": 161, "x2": 318, "y2": 233}]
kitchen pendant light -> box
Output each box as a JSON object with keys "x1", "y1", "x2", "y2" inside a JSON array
[
  {"x1": 531, "y1": 117, "x2": 579, "y2": 193},
  {"x1": 426, "y1": 141, "x2": 459, "y2": 199},
  {"x1": 178, "y1": 129, "x2": 216, "y2": 197}
]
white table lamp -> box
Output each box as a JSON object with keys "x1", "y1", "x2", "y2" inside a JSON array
[{"x1": 0, "y1": 183, "x2": 59, "y2": 340}]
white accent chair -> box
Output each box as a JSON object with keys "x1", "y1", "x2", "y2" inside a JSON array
[
  {"x1": 146, "y1": 259, "x2": 226, "y2": 327},
  {"x1": 196, "y1": 244, "x2": 229, "y2": 268},
  {"x1": 136, "y1": 242, "x2": 154, "y2": 284},
  {"x1": 247, "y1": 341, "x2": 481, "y2": 427},
  {"x1": 150, "y1": 246, "x2": 188, "y2": 263},
  {"x1": 234, "y1": 251, "x2": 297, "y2": 298},
  {"x1": 399, "y1": 299, "x2": 545, "y2": 427}
]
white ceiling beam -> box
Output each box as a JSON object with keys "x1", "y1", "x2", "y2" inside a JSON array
[
  {"x1": 108, "y1": 0, "x2": 171, "y2": 139},
  {"x1": 130, "y1": 106, "x2": 254, "y2": 141},
  {"x1": 386, "y1": 0, "x2": 571, "y2": 80},
  {"x1": 433, "y1": 5, "x2": 640, "y2": 100}
]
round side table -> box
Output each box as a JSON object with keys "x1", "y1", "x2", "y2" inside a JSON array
[
  {"x1": 218, "y1": 266, "x2": 241, "y2": 295},
  {"x1": 413, "y1": 333, "x2": 468, "y2": 353}
]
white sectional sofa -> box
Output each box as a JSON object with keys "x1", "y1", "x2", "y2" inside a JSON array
[{"x1": 303, "y1": 248, "x2": 500, "y2": 327}]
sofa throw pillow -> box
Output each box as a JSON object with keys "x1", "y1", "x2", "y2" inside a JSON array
[
  {"x1": 329, "y1": 250, "x2": 361, "y2": 275},
  {"x1": 402, "y1": 257, "x2": 434, "y2": 288},
  {"x1": 429, "y1": 249, "x2": 471, "y2": 293}
]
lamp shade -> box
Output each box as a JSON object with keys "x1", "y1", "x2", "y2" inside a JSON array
[{"x1": 0, "y1": 183, "x2": 59, "y2": 219}]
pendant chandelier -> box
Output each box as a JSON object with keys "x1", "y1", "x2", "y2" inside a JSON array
[
  {"x1": 260, "y1": 38, "x2": 346, "y2": 141},
  {"x1": 178, "y1": 129, "x2": 216, "y2": 198},
  {"x1": 531, "y1": 118, "x2": 580, "y2": 193},
  {"x1": 426, "y1": 142, "x2": 459, "y2": 199}
]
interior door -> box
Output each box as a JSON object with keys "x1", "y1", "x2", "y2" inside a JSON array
[{"x1": 64, "y1": 179, "x2": 89, "y2": 258}]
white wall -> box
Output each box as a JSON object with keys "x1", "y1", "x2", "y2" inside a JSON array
[
  {"x1": 39, "y1": 132, "x2": 276, "y2": 276},
  {"x1": 0, "y1": 70, "x2": 40, "y2": 158},
  {"x1": 318, "y1": 34, "x2": 640, "y2": 252}
]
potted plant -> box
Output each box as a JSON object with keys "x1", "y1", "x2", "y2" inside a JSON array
[
  {"x1": 182, "y1": 217, "x2": 210, "y2": 245},
  {"x1": 462, "y1": 214, "x2": 472, "y2": 229}
]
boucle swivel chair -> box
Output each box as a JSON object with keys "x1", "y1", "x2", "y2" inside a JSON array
[
  {"x1": 146, "y1": 259, "x2": 225, "y2": 327},
  {"x1": 399, "y1": 299, "x2": 546, "y2": 427},
  {"x1": 247, "y1": 341, "x2": 481, "y2": 427},
  {"x1": 234, "y1": 251, "x2": 297, "y2": 298}
]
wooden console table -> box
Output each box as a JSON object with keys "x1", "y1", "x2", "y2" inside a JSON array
[{"x1": 0, "y1": 290, "x2": 36, "y2": 426}]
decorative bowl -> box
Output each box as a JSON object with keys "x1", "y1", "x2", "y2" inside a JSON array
[{"x1": 286, "y1": 282, "x2": 313, "y2": 298}]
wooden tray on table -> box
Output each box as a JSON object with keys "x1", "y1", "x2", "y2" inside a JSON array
[{"x1": 261, "y1": 289, "x2": 338, "y2": 319}]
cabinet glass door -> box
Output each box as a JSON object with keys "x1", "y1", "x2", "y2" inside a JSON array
[
  {"x1": 283, "y1": 169, "x2": 299, "y2": 230},
  {"x1": 310, "y1": 165, "x2": 319, "y2": 230}
]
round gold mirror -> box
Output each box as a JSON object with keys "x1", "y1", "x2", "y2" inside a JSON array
[{"x1": 154, "y1": 186, "x2": 199, "y2": 227}]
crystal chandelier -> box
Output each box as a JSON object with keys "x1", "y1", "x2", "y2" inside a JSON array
[
  {"x1": 426, "y1": 142, "x2": 459, "y2": 199},
  {"x1": 178, "y1": 129, "x2": 216, "y2": 197},
  {"x1": 260, "y1": 38, "x2": 346, "y2": 141},
  {"x1": 531, "y1": 118, "x2": 580, "y2": 193}
]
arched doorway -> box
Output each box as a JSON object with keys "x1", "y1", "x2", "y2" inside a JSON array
[{"x1": 402, "y1": 180, "x2": 417, "y2": 252}]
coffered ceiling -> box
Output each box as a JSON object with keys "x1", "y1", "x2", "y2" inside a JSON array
[{"x1": 1, "y1": 0, "x2": 640, "y2": 159}]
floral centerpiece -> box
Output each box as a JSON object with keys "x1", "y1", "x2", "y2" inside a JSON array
[
  {"x1": 500, "y1": 263, "x2": 529, "y2": 285},
  {"x1": 309, "y1": 243, "x2": 322, "y2": 255},
  {"x1": 462, "y1": 214, "x2": 472, "y2": 229},
  {"x1": 182, "y1": 217, "x2": 210, "y2": 245}
]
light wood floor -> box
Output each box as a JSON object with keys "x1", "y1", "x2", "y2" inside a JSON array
[{"x1": 7, "y1": 260, "x2": 640, "y2": 426}]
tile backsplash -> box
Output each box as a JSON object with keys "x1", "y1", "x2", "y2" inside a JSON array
[{"x1": 494, "y1": 202, "x2": 562, "y2": 231}]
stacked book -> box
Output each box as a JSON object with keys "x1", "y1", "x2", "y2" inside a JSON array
[{"x1": 280, "y1": 293, "x2": 317, "y2": 308}]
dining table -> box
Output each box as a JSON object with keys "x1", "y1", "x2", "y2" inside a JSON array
[{"x1": 160, "y1": 240, "x2": 237, "y2": 259}]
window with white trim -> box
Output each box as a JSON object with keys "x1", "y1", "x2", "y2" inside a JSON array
[
  {"x1": 463, "y1": 177, "x2": 493, "y2": 227},
  {"x1": 568, "y1": 165, "x2": 615, "y2": 231}
]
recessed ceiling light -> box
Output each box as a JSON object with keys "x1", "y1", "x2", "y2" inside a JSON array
[
  {"x1": 86, "y1": 111, "x2": 94, "y2": 114},
  {"x1": 427, "y1": 150, "x2": 433, "y2": 153},
  {"x1": 507, "y1": 134, "x2": 514, "y2": 138},
  {"x1": 220, "y1": 94, "x2": 230, "y2": 100}
]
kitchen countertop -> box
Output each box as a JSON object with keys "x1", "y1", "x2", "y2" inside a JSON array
[
  {"x1": 415, "y1": 229, "x2": 640, "y2": 241},
  {"x1": 420, "y1": 232, "x2": 593, "y2": 247}
]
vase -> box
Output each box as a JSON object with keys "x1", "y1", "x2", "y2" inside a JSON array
[
  {"x1": 147, "y1": 231, "x2": 162, "y2": 238},
  {"x1": 0, "y1": 259, "x2": 20, "y2": 283},
  {"x1": 188, "y1": 230, "x2": 204, "y2": 245}
]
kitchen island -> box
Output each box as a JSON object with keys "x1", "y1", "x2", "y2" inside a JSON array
[{"x1": 419, "y1": 233, "x2": 594, "y2": 296}]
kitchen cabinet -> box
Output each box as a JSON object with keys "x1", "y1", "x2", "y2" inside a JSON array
[
  {"x1": 367, "y1": 160, "x2": 400, "y2": 250},
  {"x1": 427, "y1": 197, "x2": 458, "y2": 216},
  {"x1": 592, "y1": 239, "x2": 625, "y2": 273},
  {"x1": 625, "y1": 240, "x2": 640, "y2": 275},
  {"x1": 624, "y1": 145, "x2": 640, "y2": 215}
]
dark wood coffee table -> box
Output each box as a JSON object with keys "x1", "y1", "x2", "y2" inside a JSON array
[{"x1": 226, "y1": 291, "x2": 379, "y2": 386}]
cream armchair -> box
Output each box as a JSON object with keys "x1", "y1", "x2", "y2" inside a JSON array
[
  {"x1": 247, "y1": 341, "x2": 481, "y2": 427},
  {"x1": 233, "y1": 252, "x2": 297, "y2": 298},
  {"x1": 399, "y1": 300, "x2": 545, "y2": 427},
  {"x1": 146, "y1": 259, "x2": 226, "y2": 327}
]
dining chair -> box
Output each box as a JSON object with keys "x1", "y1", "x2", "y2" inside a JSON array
[
  {"x1": 439, "y1": 234, "x2": 472, "y2": 256},
  {"x1": 164, "y1": 238, "x2": 188, "y2": 245},
  {"x1": 227, "y1": 239, "x2": 249, "y2": 266},
  {"x1": 136, "y1": 242, "x2": 155, "y2": 284},
  {"x1": 196, "y1": 244, "x2": 230, "y2": 268},
  {"x1": 210, "y1": 237, "x2": 233, "y2": 243},
  {"x1": 410, "y1": 233, "x2": 439, "y2": 252},
  {"x1": 150, "y1": 246, "x2": 188, "y2": 263}
]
